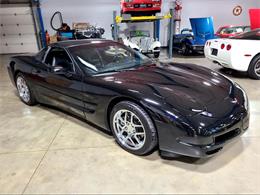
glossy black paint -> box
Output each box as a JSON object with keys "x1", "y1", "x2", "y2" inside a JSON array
[{"x1": 7, "y1": 39, "x2": 249, "y2": 158}]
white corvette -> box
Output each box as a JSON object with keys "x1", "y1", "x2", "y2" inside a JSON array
[
  {"x1": 123, "y1": 30, "x2": 161, "y2": 58},
  {"x1": 204, "y1": 29, "x2": 260, "y2": 79}
]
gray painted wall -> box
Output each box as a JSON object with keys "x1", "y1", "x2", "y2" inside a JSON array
[{"x1": 41, "y1": 0, "x2": 259, "y2": 46}]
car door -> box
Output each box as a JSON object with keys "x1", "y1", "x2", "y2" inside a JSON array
[
  {"x1": 68, "y1": 43, "x2": 124, "y2": 126},
  {"x1": 29, "y1": 47, "x2": 53, "y2": 103},
  {"x1": 40, "y1": 47, "x2": 85, "y2": 118}
]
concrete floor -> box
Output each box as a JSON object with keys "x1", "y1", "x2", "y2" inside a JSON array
[{"x1": 0, "y1": 53, "x2": 259, "y2": 194}]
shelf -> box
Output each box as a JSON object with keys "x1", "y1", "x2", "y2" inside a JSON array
[{"x1": 115, "y1": 13, "x2": 172, "y2": 23}]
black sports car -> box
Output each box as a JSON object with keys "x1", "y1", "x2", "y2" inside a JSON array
[{"x1": 7, "y1": 39, "x2": 250, "y2": 158}]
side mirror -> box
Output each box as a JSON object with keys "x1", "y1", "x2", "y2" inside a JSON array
[
  {"x1": 53, "y1": 66, "x2": 65, "y2": 73},
  {"x1": 52, "y1": 65, "x2": 73, "y2": 78}
]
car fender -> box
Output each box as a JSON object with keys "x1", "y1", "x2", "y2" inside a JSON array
[
  {"x1": 122, "y1": 38, "x2": 130, "y2": 47},
  {"x1": 150, "y1": 41, "x2": 161, "y2": 51},
  {"x1": 123, "y1": 38, "x2": 140, "y2": 50},
  {"x1": 183, "y1": 38, "x2": 194, "y2": 46},
  {"x1": 129, "y1": 41, "x2": 140, "y2": 50}
]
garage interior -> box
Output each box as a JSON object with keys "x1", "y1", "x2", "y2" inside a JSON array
[{"x1": 0, "y1": 0, "x2": 260, "y2": 194}]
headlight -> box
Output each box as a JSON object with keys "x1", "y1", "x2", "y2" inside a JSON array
[
  {"x1": 234, "y1": 83, "x2": 249, "y2": 111},
  {"x1": 243, "y1": 89, "x2": 249, "y2": 111}
]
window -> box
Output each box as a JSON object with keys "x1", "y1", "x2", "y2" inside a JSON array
[
  {"x1": 35, "y1": 47, "x2": 48, "y2": 62},
  {"x1": 219, "y1": 26, "x2": 249, "y2": 34},
  {"x1": 45, "y1": 47, "x2": 74, "y2": 72},
  {"x1": 181, "y1": 29, "x2": 193, "y2": 35},
  {"x1": 244, "y1": 27, "x2": 251, "y2": 33},
  {"x1": 69, "y1": 42, "x2": 152, "y2": 74},
  {"x1": 130, "y1": 31, "x2": 150, "y2": 37}
]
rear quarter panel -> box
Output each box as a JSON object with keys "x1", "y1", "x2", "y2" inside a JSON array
[
  {"x1": 8, "y1": 55, "x2": 38, "y2": 88},
  {"x1": 230, "y1": 40, "x2": 260, "y2": 71}
]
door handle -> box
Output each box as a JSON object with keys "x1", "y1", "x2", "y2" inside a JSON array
[
  {"x1": 32, "y1": 69, "x2": 41, "y2": 74},
  {"x1": 65, "y1": 72, "x2": 73, "y2": 78}
]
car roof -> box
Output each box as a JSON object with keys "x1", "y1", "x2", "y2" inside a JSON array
[{"x1": 50, "y1": 39, "x2": 115, "y2": 48}]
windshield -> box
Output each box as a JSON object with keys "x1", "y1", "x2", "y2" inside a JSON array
[
  {"x1": 130, "y1": 30, "x2": 150, "y2": 37},
  {"x1": 69, "y1": 41, "x2": 153, "y2": 74},
  {"x1": 218, "y1": 26, "x2": 248, "y2": 34},
  {"x1": 231, "y1": 29, "x2": 260, "y2": 40},
  {"x1": 181, "y1": 29, "x2": 193, "y2": 35}
]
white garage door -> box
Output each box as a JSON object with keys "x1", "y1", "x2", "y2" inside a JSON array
[{"x1": 0, "y1": 5, "x2": 39, "y2": 54}]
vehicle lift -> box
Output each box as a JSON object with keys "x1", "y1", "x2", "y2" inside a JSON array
[{"x1": 112, "y1": 9, "x2": 174, "y2": 59}]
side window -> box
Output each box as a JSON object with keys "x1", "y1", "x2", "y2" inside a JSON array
[
  {"x1": 35, "y1": 47, "x2": 47, "y2": 61},
  {"x1": 72, "y1": 47, "x2": 103, "y2": 73},
  {"x1": 45, "y1": 47, "x2": 74, "y2": 72},
  {"x1": 244, "y1": 27, "x2": 251, "y2": 33}
]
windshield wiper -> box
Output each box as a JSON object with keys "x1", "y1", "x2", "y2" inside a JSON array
[
  {"x1": 96, "y1": 69, "x2": 125, "y2": 74},
  {"x1": 96, "y1": 60, "x2": 154, "y2": 75}
]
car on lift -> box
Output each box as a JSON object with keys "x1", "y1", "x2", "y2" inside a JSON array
[
  {"x1": 123, "y1": 30, "x2": 161, "y2": 58},
  {"x1": 7, "y1": 39, "x2": 249, "y2": 158},
  {"x1": 172, "y1": 17, "x2": 216, "y2": 55},
  {"x1": 215, "y1": 25, "x2": 251, "y2": 38},
  {"x1": 120, "y1": 0, "x2": 162, "y2": 16},
  {"x1": 205, "y1": 29, "x2": 260, "y2": 79}
]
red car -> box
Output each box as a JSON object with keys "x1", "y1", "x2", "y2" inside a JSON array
[
  {"x1": 120, "y1": 0, "x2": 162, "y2": 16},
  {"x1": 215, "y1": 25, "x2": 251, "y2": 38}
]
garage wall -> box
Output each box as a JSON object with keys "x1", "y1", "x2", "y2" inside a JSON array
[
  {"x1": 178, "y1": 0, "x2": 260, "y2": 30},
  {"x1": 0, "y1": 4, "x2": 39, "y2": 54},
  {"x1": 41, "y1": 0, "x2": 120, "y2": 39},
  {"x1": 40, "y1": 0, "x2": 259, "y2": 46}
]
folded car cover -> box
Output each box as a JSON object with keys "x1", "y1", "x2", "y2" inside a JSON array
[{"x1": 249, "y1": 9, "x2": 260, "y2": 30}]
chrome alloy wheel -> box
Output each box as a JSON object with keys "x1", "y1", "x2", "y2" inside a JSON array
[
  {"x1": 254, "y1": 59, "x2": 260, "y2": 77},
  {"x1": 16, "y1": 76, "x2": 30, "y2": 103},
  {"x1": 113, "y1": 109, "x2": 146, "y2": 150}
]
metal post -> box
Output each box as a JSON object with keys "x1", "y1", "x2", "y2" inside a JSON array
[
  {"x1": 30, "y1": 2, "x2": 41, "y2": 50},
  {"x1": 113, "y1": 11, "x2": 118, "y2": 41},
  {"x1": 32, "y1": 0, "x2": 46, "y2": 48},
  {"x1": 153, "y1": 20, "x2": 160, "y2": 41},
  {"x1": 168, "y1": 9, "x2": 174, "y2": 59}
]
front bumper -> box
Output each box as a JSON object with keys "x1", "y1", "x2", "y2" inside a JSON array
[
  {"x1": 122, "y1": 3, "x2": 161, "y2": 13},
  {"x1": 7, "y1": 65, "x2": 16, "y2": 87},
  {"x1": 141, "y1": 49, "x2": 160, "y2": 54},
  {"x1": 205, "y1": 52, "x2": 232, "y2": 69},
  {"x1": 156, "y1": 112, "x2": 249, "y2": 158}
]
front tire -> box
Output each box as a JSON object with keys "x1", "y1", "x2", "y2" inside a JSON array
[
  {"x1": 181, "y1": 43, "x2": 189, "y2": 55},
  {"x1": 154, "y1": 52, "x2": 160, "y2": 58},
  {"x1": 110, "y1": 101, "x2": 158, "y2": 156},
  {"x1": 248, "y1": 55, "x2": 260, "y2": 80},
  {"x1": 16, "y1": 73, "x2": 37, "y2": 106},
  {"x1": 154, "y1": 47, "x2": 160, "y2": 58}
]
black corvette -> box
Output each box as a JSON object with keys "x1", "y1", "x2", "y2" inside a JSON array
[{"x1": 7, "y1": 39, "x2": 249, "y2": 158}]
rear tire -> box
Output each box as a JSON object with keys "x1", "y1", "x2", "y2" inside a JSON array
[
  {"x1": 110, "y1": 101, "x2": 158, "y2": 156},
  {"x1": 248, "y1": 55, "x2": 260, "y2": 80},
  {"x1": 16, "y1": 73, "x2": 37, "y2": 106}
]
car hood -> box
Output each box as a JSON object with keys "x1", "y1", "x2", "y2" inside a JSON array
[
  {"x1": 100, "y1": 63, "x2": 233, "y2": 116},
  {"x1": 190, "y1": 17, "x2": 215, "y2": 43}
]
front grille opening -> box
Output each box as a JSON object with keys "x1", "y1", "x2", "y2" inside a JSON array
[
  {"x1": 206, "y1": 147, "x2": 222, "y2": 155},
  {"x1": 215, "y1": 128, "x2": 241, "y2": 144}
]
